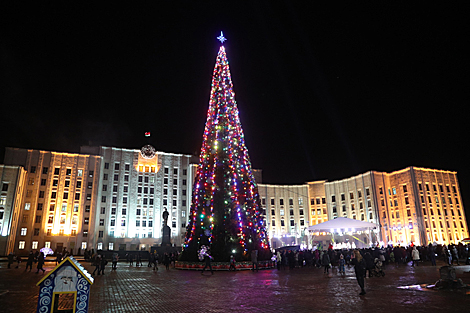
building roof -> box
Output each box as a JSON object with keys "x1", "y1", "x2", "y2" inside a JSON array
[{"x1": 36, "y1": 256, "x2": 94, "y2": 286}]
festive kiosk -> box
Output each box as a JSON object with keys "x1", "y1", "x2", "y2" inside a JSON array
[{"x1": 36, "y1": 256, "x2": 94, "y2": 313}]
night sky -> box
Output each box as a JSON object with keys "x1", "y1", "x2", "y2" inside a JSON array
[{"x1": 2, "y1": 3, "x2": 469, "y2": 220}]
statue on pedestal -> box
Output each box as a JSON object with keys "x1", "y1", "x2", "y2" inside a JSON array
[{"x1": 162, "y1": 209, "x2": 171, "y2": 246}]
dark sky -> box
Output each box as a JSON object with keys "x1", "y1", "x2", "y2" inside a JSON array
[{"x1": 1, "y1": 3, "x2": 469, "y2": 219}]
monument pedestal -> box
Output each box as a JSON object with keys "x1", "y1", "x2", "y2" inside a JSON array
[{"x1": 162, "y1": 225, "x2": 171, "y2": 246}]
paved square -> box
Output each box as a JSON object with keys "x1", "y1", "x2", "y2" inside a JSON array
[{"x1": 1, "y1": 259, "x2": 469, "y2": 312}]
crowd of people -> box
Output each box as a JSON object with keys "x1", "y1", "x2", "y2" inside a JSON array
[
  {"x1": 273, "y1": 242, "x2": 469, "y2": 270},
  {"x1": 7, "y1": 250, "x2": 49, "y2": 273},
  {"x1": 271, "y1": 242, "x2": 470, "y2": 295}
]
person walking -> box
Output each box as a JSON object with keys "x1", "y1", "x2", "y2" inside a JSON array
[
  {"x1": 411, "y1": 246, "x2": 420, "y2": 266},
  {"x1": 163, "y1": 253, "x2": 170, "y2": 270},
  {"x1": 15, "y1": 255, "x2": 22, "y2": 269},
  {"x1": 251, "y1": 250, "x2": 259, "y2": 272},
  {"x1": 338, "y1": 254, "x2": 346, "y2": 274},
  {"x1": 92, "y1": 255, "x2": 101, "y2": 276},
  {"x1": 112, "y1": 253, "x2": 119, "y2": 270},
  {"x1": 7, "y1": 252, "x2": 15, "y2": 269},
  {"x1": 100, "y1": 256, "x2": 108, "y2": 275},
  {"x1": 152, "y1": 253, "x2": 159, "y2": 271},
  {"x1": 443, "y1": 245, "x2": 452, "y2": 265},
  {"x1": 276, "y1": 251, "x2": 282, "y2": 270},
  {"x1": 451, "y1": 246, "x2": 460, "y2": 266},
  {"x1": 351, "y1": 250, "x2": 366, "y2": 295},
  {"x1": 229, "y1": 255, "x2": 236, "y2": 271},
  {"x1": 36, "y1": 252, "x2": 46, "y2": 274},
  {"x1": 25, "y1": 251, "x2": 35, "y2": 272},
  {"x1": 200, "y1": 246, "x2": 213, "y2": 275}
]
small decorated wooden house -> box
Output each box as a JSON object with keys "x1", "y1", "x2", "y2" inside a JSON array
[{"x1": 36, "y1": 256, "x2": 94, "y2": 313}]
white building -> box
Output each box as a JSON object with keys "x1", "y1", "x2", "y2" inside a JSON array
[
  {"x1": 80, "y1": 145, "x2": 194, "y2": 251},
  {"x1": 258, "y1": 184, "x2": 309, "y2": 249}
]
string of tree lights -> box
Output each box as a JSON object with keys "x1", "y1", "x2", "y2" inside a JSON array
[{"x1": 180, "y1": 33, "x2": 270, "y2": 262}]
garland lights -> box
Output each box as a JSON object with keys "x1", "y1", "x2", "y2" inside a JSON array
[{"x1": 181, "y1": 33, "x2": 270, "y2": 261}]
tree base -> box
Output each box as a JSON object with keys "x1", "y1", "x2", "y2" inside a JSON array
[{"x1": 175, "y1": 260, "x2": 275, "y2": 271}]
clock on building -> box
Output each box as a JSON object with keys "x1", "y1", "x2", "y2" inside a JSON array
[{"x1": 140, "y1": 144, "x2": 156, "y2": 159}]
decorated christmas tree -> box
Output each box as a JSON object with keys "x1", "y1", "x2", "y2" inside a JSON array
[{"x1": 180, "y1": 33, "x2": 270, "y2": 262}]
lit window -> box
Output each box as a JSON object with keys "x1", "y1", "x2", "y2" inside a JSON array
[
  {"x1": 109, "y1": 243, "x2": 114, "y2": 250},
  {"x1": 19, "y1": 241, "x2": 25, "y2": 249},
  {"x1": 32, "y1": 241, "x2": 38, "y2": 249},
  {"x1": 45, "y1": 241, "x2": 51, "y2": 248},
  {"x1": 81, "y1": 242, "x2": 87, "y2": 250},
  {"x1": 97, "y1": 242, "x2": 103, "y2": 250},
  {"x1": 25, "y1": 203, "x2": 31, "y2": 210},
  {"x1": 21, "y1": 228, "x2": 27, "y2": 236}
]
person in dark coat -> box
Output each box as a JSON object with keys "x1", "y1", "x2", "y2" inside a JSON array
[
  {"x1": 363, "y1": 252, "x2": 374, "y2": 278},
  {"x1": 36, "y1": 252, "x2": 46, "y2": 274},
  {"x1": 25, "y1": 251, "x2": 35, "y2": 272},
  {"x1": 100, "y1": 256, "x2": 108, "y2": 275},
  {"x1": 322, "y1": 251, "x2": 331, "y2": 274},
  {"x1": 92, "y1": 255, "x2": 101, "y2": 276},
  {"x1": 7, "y1": 252, "x2": 15, "y2": 269},
  {"x1": 112, "y1": 253, "x2": 119, "y2": 270},
  {"x1": 201, "y1": 250, "x2": 213, "y2": 275},
  {"x1": 351, "y1": 250, "x2": 366, "y2": 295}
]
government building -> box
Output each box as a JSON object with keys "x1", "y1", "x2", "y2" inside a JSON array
[{"x1": 0, "y1": 145, "x2": 468, "y2": 255}]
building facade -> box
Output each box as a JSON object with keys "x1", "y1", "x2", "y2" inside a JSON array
[
  {"x1": 3, "y1": 148, "x2": 101, "y2": 255},
  {"x1": 372, "y1": 167, "x2": 468, "y2": 246},
  {"x1": 80, "y1": 146, "x2": 194, "y2": 252},
  {"x1": 1, "y1": 144, "x2": 468, "y2": 254},
  {"x1": 0, "y1": 165, "x2": 27, "y2": 255},
  {"x1": 258, "y1": 184, "x2": 310, "y2": 249}
]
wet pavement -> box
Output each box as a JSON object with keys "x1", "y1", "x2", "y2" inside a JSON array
[{"x1": 0, "y1": 259, "x2": 469, "y2": 312}]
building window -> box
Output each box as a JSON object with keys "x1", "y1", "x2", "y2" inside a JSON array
[
  {"x1": 21, "y1": 227, "x2": 27, "y2": 236},
  {"x1": 19, "y1": 241, "x2": 25, "y2": 249},
  {"x1": 97, "y1": 242, "x2": 103, "y2": 250},
  {"x1": 51, "y1": 192, "x2": 57, "y2": 199},
  {"x1": 99, "y1": 219, "x2": 104, "y2": 226},
  {"x1": 99, "y1": 231, "x2": 103, "y2": 238}
]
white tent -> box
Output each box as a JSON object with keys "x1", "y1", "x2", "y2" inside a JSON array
[{"x1": 307, "y1": 217, "x2": 377, "y2": 232}]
